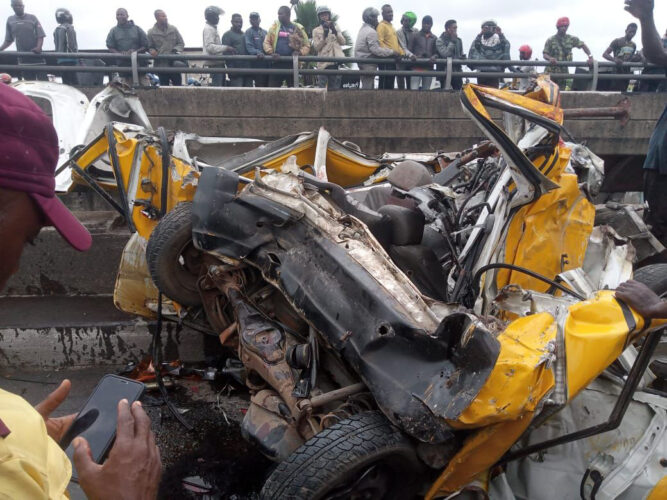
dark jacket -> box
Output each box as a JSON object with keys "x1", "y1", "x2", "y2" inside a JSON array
[
  {"x1": 468, "y1": 33, "x2": 510, "y2": 72},
  {"x1": 409, "y1": 30, "x2": 437, "y2": 69}
]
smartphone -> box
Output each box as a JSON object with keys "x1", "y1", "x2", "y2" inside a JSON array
[{"x1": 60, "y1": 374, "x2": 145, "y2": 481}]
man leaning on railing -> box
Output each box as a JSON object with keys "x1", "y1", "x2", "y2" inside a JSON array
[
  {"x1": 0, "y1": 0, "x2": 46, "y2": 81},
  {"x1": 147, "y1": 9, "x2": 185, "y2": 87}
]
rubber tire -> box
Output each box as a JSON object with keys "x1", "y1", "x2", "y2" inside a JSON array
[
  {"x1": 633, "y1": 264, "x2": 667, "y2": 298},
  {"x1": 146, "y1": 202, "x2": 202, "y2": 306},
  {"x1": 260, "y1": 411, "x2": 423, "y2": 500}
]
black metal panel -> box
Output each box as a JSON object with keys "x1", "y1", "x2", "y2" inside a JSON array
[{"x1": 192, "y1": 167, "x2": 501, "y2": 443}]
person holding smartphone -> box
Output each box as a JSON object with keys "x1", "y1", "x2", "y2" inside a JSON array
[{"x1": 0, "y1": 83, "x2": 162, "y2": 499}]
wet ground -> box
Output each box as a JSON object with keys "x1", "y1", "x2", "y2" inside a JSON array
[{"x1": 0, "y1": 365, "x2": 273, "y2": 499}]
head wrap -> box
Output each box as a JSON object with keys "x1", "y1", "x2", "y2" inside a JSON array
[
  {"x1": 556, "y1": 17, "x2": 569, "y2": 28},
  {"x1": 403, "y1": 11, "x2": 417, "y2": 27}
]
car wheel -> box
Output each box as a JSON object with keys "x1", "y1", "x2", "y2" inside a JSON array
[
  {"x1": 260, "y1": 411, "x2": 423, "y2": 500},
  {"x1": 145, "y1": 202, "x2": 202, "y2": 306}
]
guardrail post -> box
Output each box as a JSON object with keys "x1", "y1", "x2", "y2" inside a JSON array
[
  {"x1": 590, "y1": 59, "x2": 599, "y2": 91},
  {"x1": 130, "y1": 51, "x2": 139, "y2": 87},
  {"x1": 445, "y1": 57, "x2": 453, "y2": 90},
  {"x1": 293, "y1": 54, "x2": 299, "y2": 88}
]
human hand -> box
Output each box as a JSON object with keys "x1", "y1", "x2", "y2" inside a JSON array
[
  {"x1": 615, "y1": 280, "x2": 663, "y2": 319},
  {"x1": 430, "y1": 55, "x2": 437, "y2": 63},
  {"x1": 31, "y1": 46, "x2": 42, "y2": 54},
  {"x1": 547, "y1": 56, "x2": 557, "y2": 65},
  {"x1": 225, "y1": 47, "x2": 238, "y2": 55},
  {"x1": 73, "y1": 399, "x2": 161, "y2": 500},
  {"x1": 410, "y1": 54, "x2": 417, "y2": 62},
  {"x1": 587, "y1": 55, "x2": 594, "y2": 66},
  {"x1": 614, "y1": 57, "x2": 624, "y2": 66},
  {"x1": 624, "y1": 0, "x2": 654, "y2": 21},
  {"x1": 256, "y1": 52, "x2": 265, "y2": 59},
  {"x1": 272, "y1": 52, "x2": 280, "y2": 60},
  {"x1": 35, "y1": 379, "x2": 76, "y2": 442}
]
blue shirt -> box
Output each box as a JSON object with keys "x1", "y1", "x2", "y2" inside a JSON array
[{"x1": 244, "y1": 26, "x2": 266, "y2": 55}]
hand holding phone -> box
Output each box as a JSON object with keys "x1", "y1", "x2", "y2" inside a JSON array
[{"x1": 72, "y1": 399, "x2": 162, "y2": 500}]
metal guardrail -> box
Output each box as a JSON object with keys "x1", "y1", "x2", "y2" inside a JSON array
[{"x1": 1, "y1": 51, "x2": 664, "y2": 89}]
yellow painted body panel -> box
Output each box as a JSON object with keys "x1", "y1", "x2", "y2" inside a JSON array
[
  {"x1": 426, "y1": 412, "x2": 535, "y2": 498},
  {"x1": 647, "y1": 475, "x2": 667, "y2": 500},
  {"x1": 451, "y1": 313, "x2": 556, "y2": 429},
  {"x1": 565, "y1": 290, "x2": 646, "y2": 399},
  {"x1": 497, "y1": 171, "x2": 595, "y2": 293},
  {"x1": 430, "y1": 291, "x2": 666, "y2": 496}
]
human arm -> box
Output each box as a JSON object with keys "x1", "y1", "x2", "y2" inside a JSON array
[
  {"x1": 135, "y1": 27, "x2": 148, "y2": 53},
  {"x1": 204, "y1": 26, "x2": 230, "y2": 55},
  {"x1": 624, "y1": 0, "x2": 667, "y2": 65},
  {"x1": 543, "y1": 39, "x2": 557, "y2": 65},
  {"x1": 616, "y1": 280, "x2": 667, "y2": 319},
  {"x1": 262, "y1": 27, "x2": 274, "y2": 55},
  {"x1": 367, "y1": 30, "x2": 396, "y2": 58},
  {"x1": 106, "y1": 28, "x2": 120, "y2": 53},
  {"x1": 435, "y1": 37, "x2": 448, "y2": 58},
  {"x1": 603, "y1": 42, "x2": 618, "y2": 63},
  {"x1": 73, "y1": 399, "x2": 162, "y2": 500},
  {"x1": 312, "y1": 26, "x2": 326, "y2": 53},
  {"x1": 66, "y1": 25, "x2": 78, "y2": 52},
  {"x1": 334, "y1": 25, "x2": 346, "y2": 46},
  {"x1": 147, "y1": 30, "x2": 158, "y2": 56},
  {"x1": 0, "y1": 19, "x2": 13, "y2": 51},
  {"x1": 174, "y1": 29, "x2": 185, "y2": 53},
  {"x1": 298, "y1": 25, "x2": 310, "y2": 56}
]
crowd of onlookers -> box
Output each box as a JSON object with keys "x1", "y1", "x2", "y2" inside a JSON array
[{"x1": 1, "y1": 0, "x2": 665, "y2": 91}]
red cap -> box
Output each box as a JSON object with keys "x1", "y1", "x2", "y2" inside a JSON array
[
  {"x1": 0, "y1": 84, "x2": 92, "y2": 251},
  {"x1": 556, "y1": 17, "x2": 570, "y2": 28},
  {"x1": 519, "y1": 44, "x2": 533, "y2": 58}
]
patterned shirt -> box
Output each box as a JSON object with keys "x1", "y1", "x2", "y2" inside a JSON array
[{"x1": 543, "y1": 33, "x2": 584, "y2": 73}]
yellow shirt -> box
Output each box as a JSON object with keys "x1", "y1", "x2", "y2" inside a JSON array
[
  {"x1": 376, "y1": 21, "x2": 404, "y2": 55},
  {"x1": 0, "y1": 388, "x2": 71, "y2": 499}
]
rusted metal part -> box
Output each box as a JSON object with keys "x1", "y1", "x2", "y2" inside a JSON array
[
  {"x1": 219, "y1": 321, "x2": 238, "y2": 345},
  {"x1": 241, "y1": 390, "x2": 305, "y2": 461},
  {"x1": 563, "y1": 98, "x2": 631, "y2": 127},
  {"x1": 298, "y1": 383, "x2": 367, "y2": 413}
]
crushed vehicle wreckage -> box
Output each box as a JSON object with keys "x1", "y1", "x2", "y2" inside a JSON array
[{"x1": 26, "y1": 77, "x2": 667, "y2": 499}]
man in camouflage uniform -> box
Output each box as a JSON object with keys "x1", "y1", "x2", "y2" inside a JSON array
[{"x1": 543, "y1": 16, "x2": 593, "y2": 83}]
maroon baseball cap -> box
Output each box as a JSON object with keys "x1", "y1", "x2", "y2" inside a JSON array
[{"x1": 0, "y1": 84, "x2": 92, "y2": 251}]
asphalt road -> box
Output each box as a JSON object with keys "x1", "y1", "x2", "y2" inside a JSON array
[{"x1": 0, "y1": 365, "x2": 272, "y2": 499}]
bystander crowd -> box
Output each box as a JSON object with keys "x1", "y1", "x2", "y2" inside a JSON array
[{"x1": 354, "y1": 7, "x2": 396, "y2": 89}]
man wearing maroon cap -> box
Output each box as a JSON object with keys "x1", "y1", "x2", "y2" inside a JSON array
[
  {"x1": 0, "y1": 83, "x2": 162, "y2": 498},
  {"x1": 543, "y1": 17, "x2": 593, "y2": 80}
]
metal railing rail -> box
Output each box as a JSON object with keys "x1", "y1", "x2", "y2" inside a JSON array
[{"x1": 1, "y1": 51, "x2": 664, "y2": 89}]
